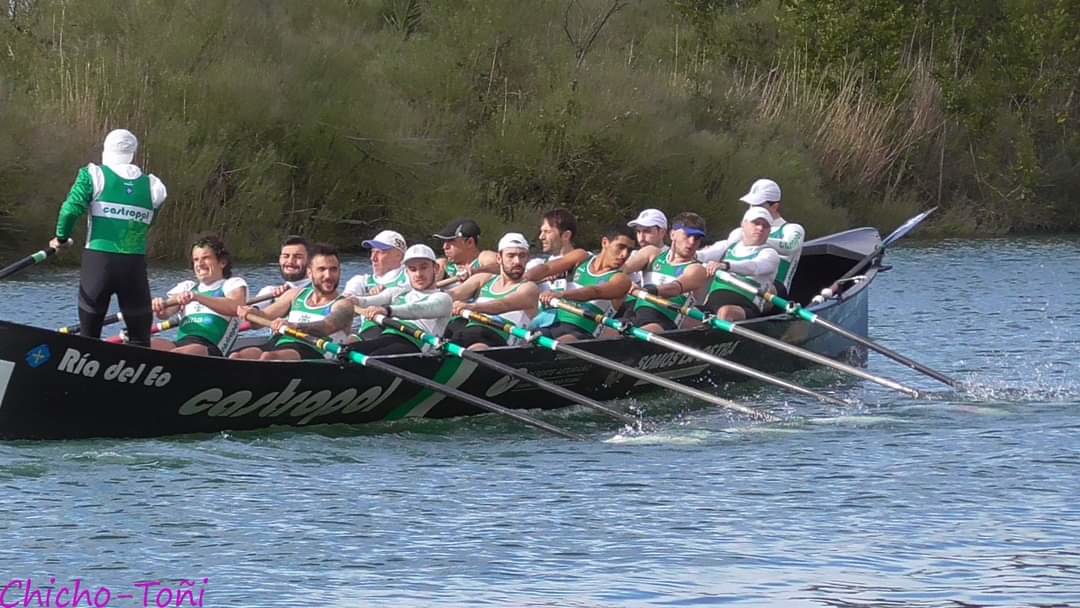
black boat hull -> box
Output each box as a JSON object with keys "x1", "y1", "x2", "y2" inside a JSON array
[{"x1": 0, "y1": 229, "x2": 877, "y2": 439}]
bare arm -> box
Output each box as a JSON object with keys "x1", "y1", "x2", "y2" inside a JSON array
[
  {"x1": 250, "y1": 287, "x2": 300, "y2": 321},
  {"x1": 561, "y1": 273, "x2": 631, "y2": 302},
  {"x1": 294, "y1": 299, "x2": 355, "y2": 337},
  {"x1": 473, "y1": 250, "x2": 500, "y2": 275},
  {"x1": 524, "y1": 248, "x2": 589, "y2": 282},
  {"x1": 621, "y1": 245, "x2": 660, "y2": 275},
  {"x1": 448, "y1": 272, "x2": 493, "y2": 301},
  {"x1": 193, "y1": 284, "x2": 248, "y2": 317},
  {"x1": 471, "y1": 282, "x2": 540, "y2": 316},
  {"x1": 657, "y1": 264, "x2": 707, "y2": 298}
]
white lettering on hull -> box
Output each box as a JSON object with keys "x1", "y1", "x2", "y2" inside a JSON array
[
  {"x1": 0, "y1": 360, "x2": 14, "y2": 410},
  {"x1": 178, "y1": 377, "x2": 403, "y2": 425}
]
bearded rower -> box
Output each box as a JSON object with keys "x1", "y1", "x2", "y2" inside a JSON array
[
  {"x1": 351, "y1": 245, "x2": 453, "y2": 356},
  {"x1": 48, "y1": 129, "x2": 167, "y2": 346},
  {"x1": 151, "y1": 234, "x2": 247, "y2": 357},
  {"x1": 700, "y1": 207, "x2": 780, "y2": 321},
  {"x1": 432, "y1": 218, "x2": 498, "y2": 283},
  {"x1": 448, "y1": 233, "x2": 539, "y2": 350},
  {"x1": 536, "y1": 224, "x2": 636, "y2": 342},
  {"x1": 343, "y1": 230, "x2": 409, "y2": 340},
  {"x1": 621, "y1": 212, "x2": 710, "y2": 332},
  {"x1": 232, "y1": 244, "x2": 354, "y2": 361},
  {"x1": 525, "y1": 208, "x2": 582, "y2": 292},
  {"x1": 254, "y1": 236, "x2": 312, "y2": 305}
]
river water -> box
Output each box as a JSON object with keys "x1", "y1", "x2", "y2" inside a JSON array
[{"x1": 0, "y1": 238, "x2": 1077, "y2": 607}]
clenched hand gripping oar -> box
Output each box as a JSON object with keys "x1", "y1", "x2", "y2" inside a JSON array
[
  {"x1": 634, "y1": 290, "x2": 921, "y2": 398},
  {"x1": 242, "y1": 311, "x2": 585, "y2": 440},
  {"x1": 462, "y1": 309, "x2": 778, "y2": 422}
]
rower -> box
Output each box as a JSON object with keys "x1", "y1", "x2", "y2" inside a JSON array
[
  {"x1": 151, "y1": 234, "x2": 247, "y2": 357},
  {"x1": 48, "y1": 129, "x2": 168, "y2": 346},
  {"x1": 447, "y1": 233, "x2": 539, "y2": 350},
  {"x1": 620, "y1": 208, "x2": 669, "y2": 319},
  {"x1": 700, "y1": 206, "x2": 780, "y2": 321},
  {"x1": 525, "y1": 208, "x2": 581, "y2": 292},
  {"x1": 232, "y1": 244, "x2": 354, "y2": 361},
  {"x1": 351, "y1": 245, "x2": 453, "y2": 356},
  {"x1": 432, "y1": 218, "x2": 498, "y2": 282},
  {"x1": 620, "y1": 212, "x2": 710, "y2": 332},
  {"x1": 254, "y1": 235, "x2": 311, "y2": 305},
  {"x1": 343, "y1": 229, "x2": 409, "y2": 340},
  {"x1": 536, "y1": 224, "x2": 635, "y2": 342},
  {"x1": 699, "y1": 178, "x2": 804, "y2": 297}
]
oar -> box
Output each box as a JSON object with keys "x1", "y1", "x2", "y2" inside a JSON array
[
  {"x1": 59, "y1": 291, "x2": 278, "y2": 335},
  {"x1": 0, "y1": 244, "x2": 65, "y2": 280},
  {"x1": 633, "y1": 290, "x2": 922, "y2": 398},
  {"x1": 829, "y1": 207, "x2": 937, "y2": 292},
  {"x1": 370, "y1": 313, "x2": 639, "y2": 426},
  {"x1": 105, "y1": 318, "x2": 255, "y2": 344},
  {"x1": 242, "y1": 311, "x2": 585, "y2": 440},
  {"x1": 716, "y1": 269, "x2": 962, "y2": 389},
  {"x1": 462, "y1": 309, "x2": 778, "y2": 421},
  {"x1": 549, "y1": 298, "x2": 849, "y2": 407}
]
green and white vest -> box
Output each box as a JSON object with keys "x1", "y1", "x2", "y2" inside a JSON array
[{"x1": 170, "y1": 277, "x2": 247, "y2": 352}]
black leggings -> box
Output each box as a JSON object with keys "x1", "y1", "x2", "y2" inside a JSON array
[
  {"x1": 78, "y1": 250, "x2": 152, "y2": 346},
  {"x1": 354, "y1": 334, "x2": 422, "y2": 356}
]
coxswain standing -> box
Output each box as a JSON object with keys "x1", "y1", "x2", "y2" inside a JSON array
[
  {"x1": 254, "y1": 236, "x2": 312, "y2": 305},
  {"x1": 232, "y1": 244, "x2": 354, "y2": 361},
  {"x1": 151, "y1": 234, "x2": 247, "y2": 357},
  {"x1": 536, "y1": 224, "x2": 636, "y2": 342},
  {"x1": 699, "y1": 207, "x2": 780, "y2": 322},
  {"x1": 351, "y1": 245, "x2": 453, "y2": 356},
  {"x1": 48, "y1": 129, "x2": 167, "y2": 346},
  {"x1": 620, "y1": 212, "x2": 710, "y2": 332},
  {"x1": 447, "y1": 233, "x2": 539, "y2": 350},
  {"x1": 432, "y1": 218, "x2": 499, "y2": 283}
]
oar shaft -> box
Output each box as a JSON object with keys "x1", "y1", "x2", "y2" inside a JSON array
[
  {"x1": 551, "y1": 299, "x2": 847, "y2": 407},
  {"x1": 635, "y1": 290, "x2": 921, "y2": 398},
  {"x1": 244, "y1": 312, "x2": 584, "y2": 440},
  {"x1": 463, "y1": 310, "x2": 776, "y2": 421},
  {"x1": 716, "y1": 270, "x2": 961, "y2": 390},
  {"x1": 372, "y1": 314, "x2": 637, "y2": 426},
  {"x1": 0, "y1": 247, "x2": 57, "y2": 280},
  {"x1": 60, "y1": 291, "x2": 277, "y2": 335}
]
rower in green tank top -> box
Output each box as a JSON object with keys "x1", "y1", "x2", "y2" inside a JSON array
[
  {"x1": 536, "y1": 224, "x2": 636, "y2": 342},
  {"x1": 231, "y1": 244, "x2": 355, "y2": 362},
  {"x1": 447, "y1": 232, "x2": 540, "y2": 350},
  {"x1": 151, "y1": 235, "x2": 247, "y2": 358},
  {"x1": 48, "y1": 129, "x2": 168, "y2": 346},
  {"x1": 701, "y1": 207, "x2": 780, "y2": 322},
  {"x1": 621, "y1": 212, "x2": 710, "y2": 332}
]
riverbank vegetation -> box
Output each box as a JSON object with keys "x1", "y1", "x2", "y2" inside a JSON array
[{"x1": 1, "y1": 0, "x2": 1077, "y2": 259}]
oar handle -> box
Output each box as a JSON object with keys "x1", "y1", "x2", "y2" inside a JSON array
[{"x1": 632, "y1": 290, "x2": 708, "y2": 322}]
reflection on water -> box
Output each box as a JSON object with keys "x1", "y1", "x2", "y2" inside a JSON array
[{"x1": 0, "y1": 238, "x2": 1078, "y2": 606}]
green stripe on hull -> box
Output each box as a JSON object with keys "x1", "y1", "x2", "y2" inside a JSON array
[{"x1": 385, "y1": 358, "x2": 465, "y2": 420}]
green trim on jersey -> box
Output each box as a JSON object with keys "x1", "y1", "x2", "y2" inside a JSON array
[
  {"x1": 633, "y1": 248, "x2": 696, "y2": 324},
  {"x1": 445, "y1": 258, "x2": 480, "y2": 278},
  {"x1": 355, "y1": 270, "x2": 410, "y2": 335},
  {"x1": 707, "y1": 248, "x2": 766, "y2": 309},
  {"x1": 555, "y1": 255, "x2": 621, "y2": 336},
  {"x1": 175, "y1": 282, "x2": 241, "y2": 352},
  {"x1": 770, "y1": 222, "x2": 802, "y2": 286},
  {"x1": 277, "y1": 287, "x2": 346, "y2": 348},
  {"x1": 464, "y1": 276, "x2": 527, "y2": 342}
]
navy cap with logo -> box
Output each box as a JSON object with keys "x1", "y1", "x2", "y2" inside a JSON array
[{"x1": 433, "y1": 218, "x2": 481, "y2": 241}]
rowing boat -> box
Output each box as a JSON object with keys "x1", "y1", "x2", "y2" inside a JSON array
[{"x1": 0, "y1": 227, "x2": 879, "y2": 439}]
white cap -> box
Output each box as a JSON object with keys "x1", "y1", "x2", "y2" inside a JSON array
[
  {"x1": 403, "y1": 244, "x2": 437, "y2": 263},
  {"x1": 742, "y1": 206, "x2": 774, "y2": 225},
  {"x1": 102, "y1": 129, "x2": 138, "y2": 166},
  {"x1": 739, "y1": 179, "x2": 782, "y2": 206},
  {"x1": 628, "y1": 208, "x2": 668, "y2": 229},
  {"x1": 362, "y1": 230, "x2": 407, "y2": 252},
  {"x1": 497, "y1": 232, "x2": 530, "y2": 252}
]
